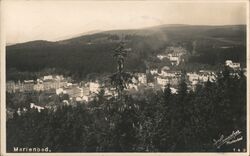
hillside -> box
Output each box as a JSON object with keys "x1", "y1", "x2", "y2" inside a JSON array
[{"x1": 6, "y1": 24, "x2": 246, "y2": 81}]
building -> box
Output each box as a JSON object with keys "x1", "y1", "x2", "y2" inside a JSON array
[
  {"x1": 104, "y1": 87, "x2": 118, "y2": 99},
  {"x1": 41, "y1": 75, "x2": 67, "y2": 90},
  {"x1": 56, "y1": 84, "x2": 90, "y2": 102},
  {"x1": 55, "y1": 75, "x2": 64, "y2": 81},
  {"x1": 43, "y1": 80, "x2": 56, "y2": 90},
  {"x1": 127, "y1": 83, "x2": 138, "y2": 91},
  {"x1": 157, "y1": 67, "x2": 182, "y2": 87},
  {"x1": 157, "y1": 54, "x2": 168, "y2": 60},
  {"x1": 56, "y1": 88, "x2": 64, "y2": 95},
  {"x1": 167, "y1": 53, "x2": 184, "y2": 65},
  {"x1": 37, "y1": 78, "x2": 43, "y2": 83},
  {"x1": 170, "y1": 87, "x2": 178, "y2": 94},
  {"x1": 187, "y1": 71, "x2": 216, "y2": 89},
  {"x1": 30, "y1": 103, "x2": 44, "y2": 112},
  {"x1": 166, "y1": 46, "x2": 186, "y2": 65},
  {"x1": 23, "y1": 80, "x2": 35, "y2": 92},
  {"x1": 225, "y1": 60, "x2": 240, "y2": 70},
  {"x1": 43, "y1": 79, "x2": 67, "y2": 91},
  {"x1": 160, "y1": 67, "x2": 181, "y2": 78},
  {"x1": 43, "y1": 75, "x2": 53, "y2": 81},
  {"x1": 149, "y1": 69, "x2": 158, "y2": 75},
  {"x1": 168, "y1": 53, "x2": 180, "y2": 65},
  {"x1": 136, "y1": 73, "x2": 147, "y2": 84},
  {"x1": 187, "y1": 72, "x2": 200, "y2": 85},
  {"x1": 62, "y1": 85, "x2": 85, "y2": 100},
  {"x1": 34, "y1": 83, "x2": 44, "y2": 91},
  {"x1": 198, "y1": 70, "x2": 216, "y2": 82},
  {"x1": 89, "y1": 82, "x2": 100, "y2": 93}
]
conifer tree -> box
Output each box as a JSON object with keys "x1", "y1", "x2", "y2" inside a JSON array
[{"x1": 110, "y1": 41, "x2": 134, "y2": 103}]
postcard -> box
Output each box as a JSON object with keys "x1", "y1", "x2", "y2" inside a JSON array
[{"x1": 0, "y1": 0, "x2": 249, "y2": 155}]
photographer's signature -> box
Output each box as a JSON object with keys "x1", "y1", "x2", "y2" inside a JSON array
[{"x1": 213, "y1": 130, "x2": 243, "y2": 149}]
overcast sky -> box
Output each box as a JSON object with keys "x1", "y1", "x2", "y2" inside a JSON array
[{"x1": 4, "y1": 1, "x2": 247, "y2": 44}]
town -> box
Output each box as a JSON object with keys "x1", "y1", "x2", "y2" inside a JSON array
[{"x1": 6, "y1": 54, "x2": 245, "y2": 116}]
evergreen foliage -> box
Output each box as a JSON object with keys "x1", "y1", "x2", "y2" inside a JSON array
[{"x1": 6, "y1": 68, "x2": 246, "y2": 152}]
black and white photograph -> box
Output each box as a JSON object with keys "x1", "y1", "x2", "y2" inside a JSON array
[{"x1": 1, "y1": 0, "x2": 249, "y2": 154}]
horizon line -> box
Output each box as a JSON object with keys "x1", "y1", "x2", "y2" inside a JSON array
[{"x1": 7, "y1": 23, "x2": 246, "y2": 46}]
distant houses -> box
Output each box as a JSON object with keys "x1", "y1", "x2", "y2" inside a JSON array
[
  {"x1": 136, "y1": 73, "x2": 147, "y2": 84},
  {"x1": 6, "y1": 59, "x2": 245, "y2": 105},
  {"x1": 149, "y1": 69, "x2": 158, "y2": 75},
  {"x1": 157, "y1": 46, "x2": 186, "y2": 65},
  {"x1": 30, "y1": 103, "x2": 44, "y2": 112},
  {"x1": 89, "y1": 81, "x2": 101, "y2": 94},
  {"x1": 186, "y1": 70, "x2": 216, "y2": 91},
  {"x1": 225, "y1": 60, "x2": 241, "y2": 70},
  {"x1": 156, "y1": 69, "x2": 181, "y2": 90},
  {"x1": 147, "y1": 65, "x2": 218, "y2": 92},
  {"x1": 7, "y1": 75, "x2": 67, "y2": 93},
  {"x1": 167, "y1": 53, "x2": 183, "y2": 65},
  {"x1": 157, "y1": 54, "x2": 168, "y2": 60}
]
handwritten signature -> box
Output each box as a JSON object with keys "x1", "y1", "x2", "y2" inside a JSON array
[{"x1": 213, "y1": 130, "x2": 243, "y2": 149}]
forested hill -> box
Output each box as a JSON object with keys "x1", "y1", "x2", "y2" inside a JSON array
[{"x1": 6, "y1": 24, "x2": 246, "y2": 80}]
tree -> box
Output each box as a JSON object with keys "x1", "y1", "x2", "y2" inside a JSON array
[
  {"x1": 110, "y1": 41, "x2": 134, "y2": 102},
  {"x1": 163, "y1": 83, "x2": 171, "y2": 102}
]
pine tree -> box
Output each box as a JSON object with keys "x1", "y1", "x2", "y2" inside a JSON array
[{"x1": 110, "y1": 41, "x2": 134, "y2": 104}]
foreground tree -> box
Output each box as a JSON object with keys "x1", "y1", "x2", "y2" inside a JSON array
[{"x1": 110, "y1": 41, "x2": 134, "y2": 101}]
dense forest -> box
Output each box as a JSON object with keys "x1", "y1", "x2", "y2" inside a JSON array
[
  {"x1": 7, "y1": 67, "x2": 246, "y2": 152},
  {"x1": 6, "y1": 25, "x2": 246, "y2": 81}
]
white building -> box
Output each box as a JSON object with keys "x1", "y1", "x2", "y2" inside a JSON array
[
  {"x1": 56, "y1": 88, "x2": 64, "y2": 95},
  {"x1": 136, "y1": 73, "x2": 147, "y2": 84},
  {"x1": 82, "y1": 96, "x2": 90, "y2": 102},
  {"x1": 160, "y1": 68, "x2": 180, "y2": 78},
  {"x1": 150, "y1": 69, "x2": 158, "y2": 75},
  {"x1": 36, "y1": 79, "x2": 43, "y2": 83},
  {"x1": 67, "y1": 83, "x2": 73, "y2": 87},
  {"x1": 170, "y1": 87, "x2": 178, "y2": 94},
  {"x1": 225, "y1": 60, "x2": 240, "y2": 70},
  {"x1": 187, "y1": 71, "x2": 216, "y2": 84},
  {"x1": 89, "y1": 82, "x2": 100, "y2": 93},
  {"x1": 43, "y1": 75, "x2": 53, "y2": 81},
  {"x1": 30, "y1": 103, "x2": 44, "y2": 112},
  {"x1": 199, "y1": 70, "x2": 216, "y2": 82},
  {"x1": 55, "y1": 75, "x2": 64, "y2": 81},
  {"x1": 131, "y1": 77, "x2": 137, "y2": 84},
  {"x1": 24, "y1": 80, "x2": 34, "y2": 83},
  {"x1": 167, "y1": 53, "x2": 182, "y2": 65}
]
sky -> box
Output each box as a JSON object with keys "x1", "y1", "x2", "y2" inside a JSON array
[{"x1": 4, "y1": 1, "x2": 247, "y2": 44}]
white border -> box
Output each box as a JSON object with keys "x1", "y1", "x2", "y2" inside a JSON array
[
  {"x1": 1, "y1": 0, "x2": 7, "y2": 155},
  {"x1": 1, "y1": 0, "x2": 249, "y2": 156}
]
